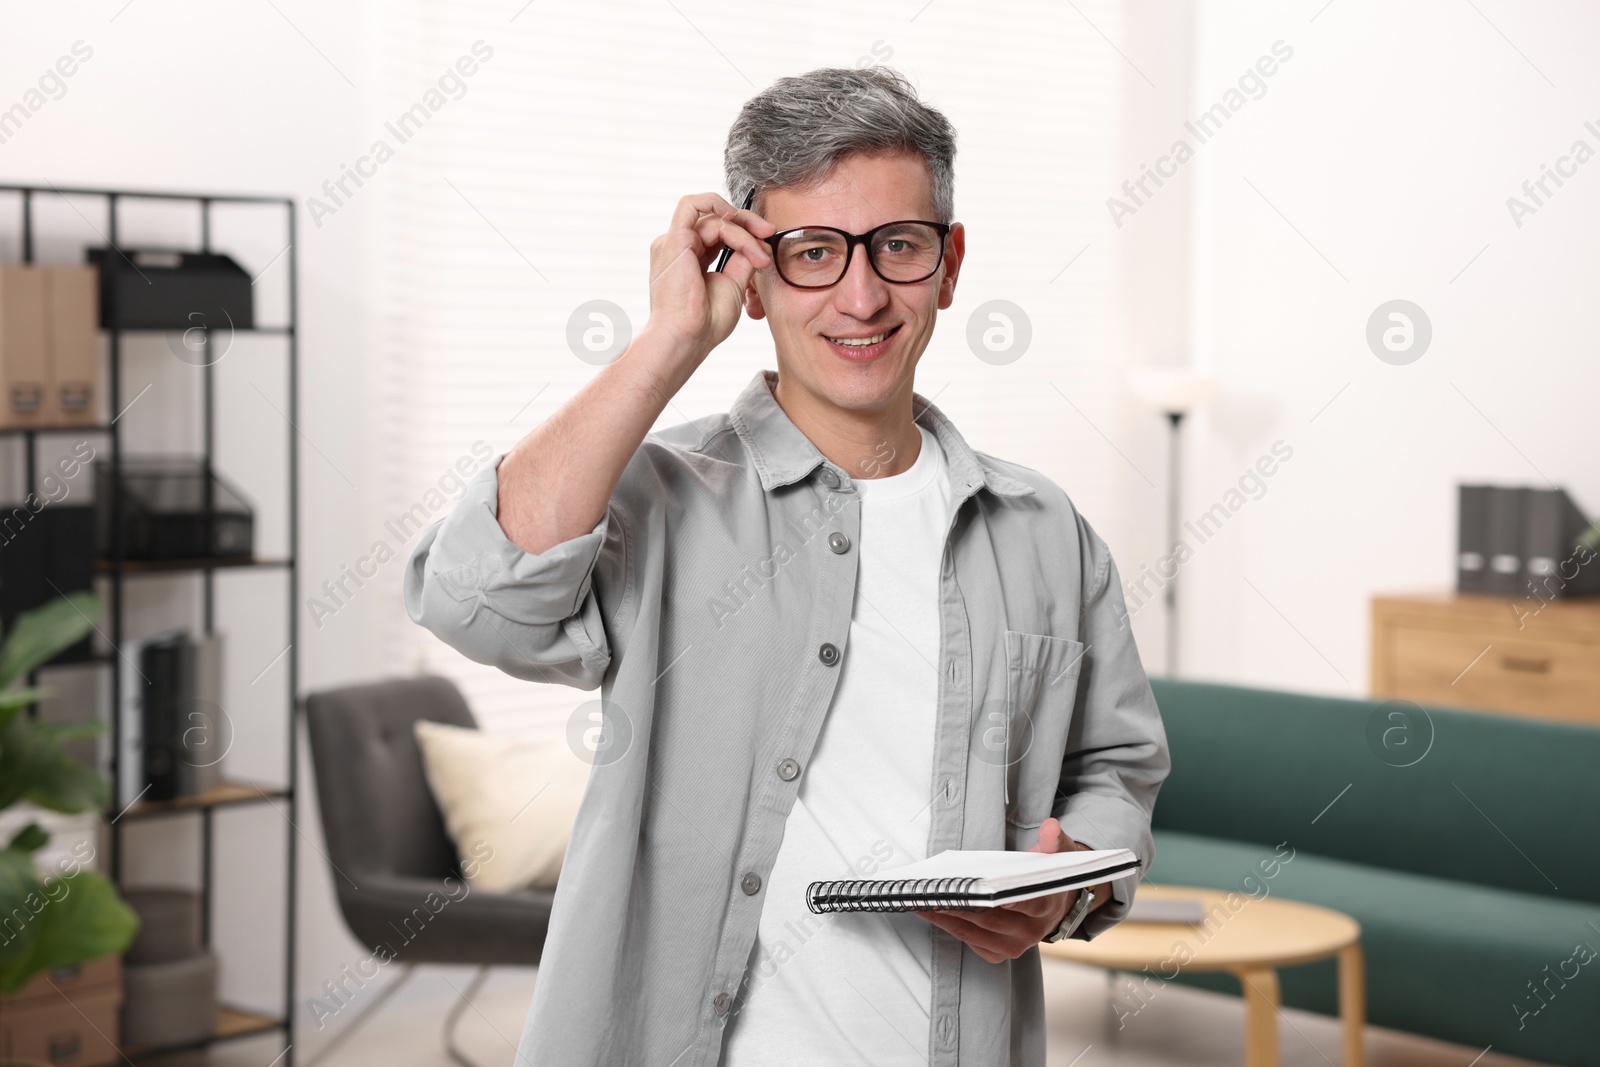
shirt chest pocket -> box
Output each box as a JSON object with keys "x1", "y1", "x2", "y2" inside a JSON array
[{"x1": 999, "y1": 628, "x2": 1086, "y2": 830}]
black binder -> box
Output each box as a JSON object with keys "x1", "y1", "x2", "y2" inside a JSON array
[
  {"x1": 1456, "y1": 485, "x2": 1490, "y2": 593},
  {"x1": 1521, "y1": 487, "x2": 1600, "y2": 598},
  {"x1": 1483, "y1": 486, "x2": 1525, "y2": 596}
]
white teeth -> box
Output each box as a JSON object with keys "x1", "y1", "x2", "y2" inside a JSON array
[{"x1": 828, "y1": 330, "x2": 892, "y2": 347}]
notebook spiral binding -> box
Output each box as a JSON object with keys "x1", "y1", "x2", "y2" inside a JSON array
[{"x1": 806, "y1": 875, "x2": 984, "y2": 913}]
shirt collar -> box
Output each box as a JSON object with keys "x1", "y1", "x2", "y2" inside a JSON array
[{"x1": 728, "y1": 369, "x2": 1035, "y2": 499}]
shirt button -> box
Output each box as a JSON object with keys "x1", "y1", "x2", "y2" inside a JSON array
[
  {"x1": 777, "y1": 757, "x2": 800, "y2": 781},
  {"x1": 713, "y1": 992, "x2": 732, "y2": 1016},
  {"x1": 827, "y1": 531, "x2": 851, "y2": 553},
  {"x1": 818, "y1": 467, "x2": 841, "y2": 488},
  {"x1": 741, "y1": 872, "x2": 762, "y2": 895},
  {"x1": 818, "y1": 642, "x2": 840, "y2": 666}
]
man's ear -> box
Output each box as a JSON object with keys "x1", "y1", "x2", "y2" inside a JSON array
[
  {"x1": 745, "y1": 278, "x2": 768, "y2": 321},
  {"x1": 936, "y1": 221, "x2": 966, "y2": 311}
]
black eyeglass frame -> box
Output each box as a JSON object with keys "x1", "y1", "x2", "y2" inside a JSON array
[{"x1": 760, "y1": 219, "x2": 953, "y2": 289}]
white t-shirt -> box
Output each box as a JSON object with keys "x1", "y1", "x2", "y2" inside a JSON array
[{"x1": 722, "y1": 422, "x2": 958, "y2": 1066}]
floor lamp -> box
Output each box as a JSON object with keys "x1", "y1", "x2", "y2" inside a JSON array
[{"x1": 1128, "y1": 368, "x2": 1216, "y2": 677}]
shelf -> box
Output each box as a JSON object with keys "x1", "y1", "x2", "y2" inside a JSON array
[
  {"x1": 0, "y1": 422, "x2": 111, "y2": 436},
  {"x1": 95, "y1": 555, "x2": 290, "y2": 574},
  {"x1": 1, "y1": 181, "x2": 292, "y2": 205},
  {"x1": 106, "y1": 324, "x2": 294, "y2": 335},
  {"x1": 214, "y1": 1006, "x2": 288, "y2": 1041},
  {"x1": 122, "y1": 1005, "x2": 287, "y2": 1060},
  {"x1": 13, "y1": 179, "x2": 301, "y2": 1065},
  {"x1": 117, "y1": 778, "x2": 290, "y2": 820},
  {"x1": 1372, "y1": 589, "x2": 1600, "y2": 625}
]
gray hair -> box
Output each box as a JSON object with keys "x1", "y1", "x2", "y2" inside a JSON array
[{"x1": 724, "y1": 66, "x2": 957, "y2": 225}]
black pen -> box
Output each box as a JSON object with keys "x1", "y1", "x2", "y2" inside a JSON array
[{"x1": 713, "y1": 188, "x2": 756, "y2": 273}]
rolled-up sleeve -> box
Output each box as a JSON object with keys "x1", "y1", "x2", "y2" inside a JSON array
[
  {"x1": 1052, "y1": 515, "x2": 1171, "y2": 941},
  {"x1": 403, "y1": 453, "x2": 627, "y2": 690}
]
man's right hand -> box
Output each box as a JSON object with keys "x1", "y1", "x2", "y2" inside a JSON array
[
  {"x1": 495, "y1": 192, "x2": 775, "y2": 557},
  {"x1": 645, "y1": 192, "x2": 776, "y2": 368}
]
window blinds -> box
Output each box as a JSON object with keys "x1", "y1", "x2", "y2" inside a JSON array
[{"x1": 376, "y1": 0, "x2": 1131, "y2": 734}]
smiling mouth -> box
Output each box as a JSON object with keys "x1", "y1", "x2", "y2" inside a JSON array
[{"x1": 824, "y1": 325, "x2": 902, "y2": 347}]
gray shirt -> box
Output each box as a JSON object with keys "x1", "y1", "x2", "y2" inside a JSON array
[{"x1": 403, "y1": 368, "x2": 1171, "y2": 1067}]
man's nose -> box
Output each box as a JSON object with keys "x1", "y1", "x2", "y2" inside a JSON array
[{"x1": 831, "y1": 244, "x2": 892, "y2": 318}]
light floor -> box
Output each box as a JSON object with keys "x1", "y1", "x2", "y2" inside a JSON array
[{"x1": 191, "y1": 960, "x2": 1545, "y2": 1067}]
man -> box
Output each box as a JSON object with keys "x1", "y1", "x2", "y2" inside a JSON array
[{"x1": 405, "y1": 65, "x2": 1169, "y2": 1067}]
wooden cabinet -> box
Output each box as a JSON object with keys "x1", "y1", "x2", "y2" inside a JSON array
[{"x1": 1371, "y1": 592, "x2": 1600, "y2": 726}]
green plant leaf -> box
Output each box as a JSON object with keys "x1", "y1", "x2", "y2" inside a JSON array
[
  {"x1": 0, "y1": 688, "x2": 55, "y2": 737},
  {"x1": 0, "y1": 593, "x2": 101, "y2": 690},
  {"x1": 0, "y1": 870, "x2": 140, "y2": 995},
  {"x1": 0, "y1": 686, "x2": 55, "y2": 713},
  {"x1": 0, "y1": 718, "x2": 109, "y2": 814},
  {"x1": 1580, "y1": 522, "x2": 1600, "y2": 553},
  {"x1": 0, "y1": 847, "x2": 45, "y2": 977},
  {"x1": 29, "y1": 721, "x2": 107, "y2": 743},
  {"x1": 6, "y1": 823, "x2": 48, "y2": 854},
  {"x1": 26, "y1": 756, "x2": 107, "y2": 814}
]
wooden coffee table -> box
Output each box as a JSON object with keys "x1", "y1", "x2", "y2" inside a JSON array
[{"x1": 1039, "y1": 883, "x2": 1364, "y2": 1067}]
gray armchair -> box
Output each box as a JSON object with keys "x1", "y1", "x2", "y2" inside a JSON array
[{"x1": 304, "y1": 675, "x2": 554, "y2": 1066}]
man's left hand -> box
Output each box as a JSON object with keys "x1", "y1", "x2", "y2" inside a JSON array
[{"x1": 911, "y1": 818, "x2": 1112, "y2": 964}]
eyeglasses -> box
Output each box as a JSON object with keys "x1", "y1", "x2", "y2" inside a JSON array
[{"x1": 761, "y1": 220, "x2": 952, "y2": 289}]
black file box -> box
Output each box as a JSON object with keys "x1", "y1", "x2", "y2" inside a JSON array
[
  {"x1": 1522, "y1": 487, "x2": 1600, "y2": 598},
  {"x1": 0, "y1": 504, "x2": 95, "y2": 662},
  {"x1": 1456, "y1": 485, "x2": 1489, "y2": 593},
  {"x1": 95, "y1": 457, "x2": 254, "y2": 560},
  {"x1": 85, "y1": 247, "x2": 254, "y2": 330}
]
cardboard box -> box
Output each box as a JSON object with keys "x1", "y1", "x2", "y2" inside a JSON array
[
  {"x1": 0, "y1": 265, "x2": 102, "y2": 430},
  {"x1": 0, "y1": 956, "x2": 121, "y2": 1006},
  {"x1": 0, "y1": 955, "x2": 123, "y2": 1067},
  {"x1": 43, "y1": 266, "x2": 99, "y2": 426},
  {"x1": 0, "y1": 985, "x2": 122, "y2": 1066},
  {"x1": 0, "y1": 266, "x2": 49, "y2": 429}
]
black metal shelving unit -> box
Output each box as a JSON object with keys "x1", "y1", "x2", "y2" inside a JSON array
[{"x1": 5, "y1": 183, "x2": 299, "y2": 1066}]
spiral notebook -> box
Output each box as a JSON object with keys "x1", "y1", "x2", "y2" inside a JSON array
[{"x1": 806, "y1": 847, "x2": 1140, "y2": 913}]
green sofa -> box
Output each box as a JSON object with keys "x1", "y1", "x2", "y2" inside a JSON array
[{"x1": 1141, "y1": 678, "x2": 1600, "y2": 1067}]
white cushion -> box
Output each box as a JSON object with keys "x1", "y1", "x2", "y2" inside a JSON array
[{"x1": 412, "y1": 719, "x2": 592, "y2": 892}]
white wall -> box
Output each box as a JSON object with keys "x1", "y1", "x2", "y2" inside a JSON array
[{"x1": 1114, "y1": 0, "x2": 1600, "y2": 695}]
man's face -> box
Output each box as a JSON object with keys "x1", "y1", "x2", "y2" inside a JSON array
[{"x1": 744, "y1": 150, "x2": 965, "y2": 413}]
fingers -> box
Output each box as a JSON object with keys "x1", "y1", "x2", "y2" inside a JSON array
[
  {"x1": 1008, "y1": 891, "x2": 1070, "y2": 920},
  {"x1": 671, "y1": 191, "x2": 773, "y2": 237},
  {"x1": 1032, "y1": 817, "x2": 1073, "y2": 854},
  {"x1": 937, "y1": 891, "x2": 1073, "y2": 928},
  {"x1": 915, "y1": 908, "x2": 1033, "y2": 965},
  {"x1": 692, "y1": 214, "x2": 773, "y2": 276},
  {"x1": 1040, "y1": 817, "x2": 1097, "y2": 855},
  {"x1": 710, "y1": 249, "x2": 760, "y2": 302},
  {"x1": 915, "y1": 909, "x2": 1005, "y2": 962},
  {"x1": 668, "y1": 192, "x2": 776, "y2": 268}
]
